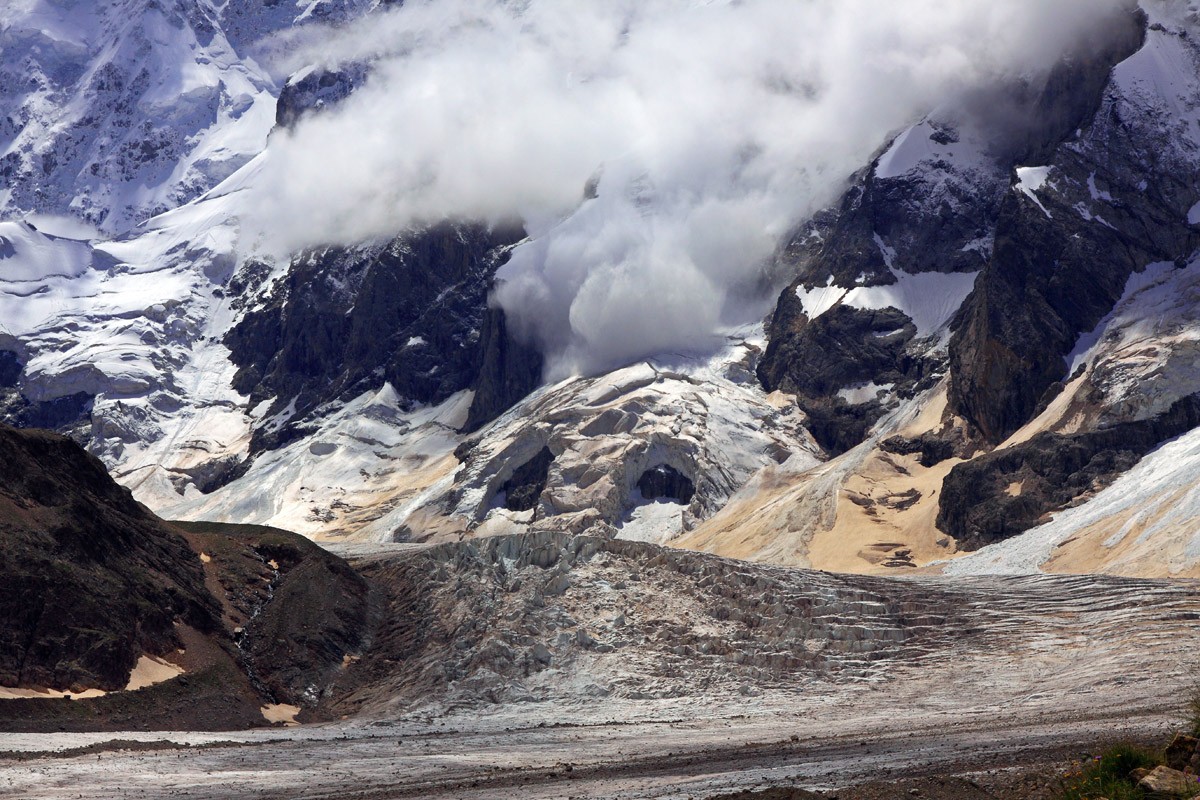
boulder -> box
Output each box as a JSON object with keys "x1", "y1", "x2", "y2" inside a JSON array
[
  {"x1": 1166, "y1": 733, "x2": 1200, "y2": 773},
  {"x1": 1136, "y1": 765, "x2": 1199, "y2": 797}
]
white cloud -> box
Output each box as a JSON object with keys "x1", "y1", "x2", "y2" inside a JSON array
[{"x1": 246, "y1": 0, "x2": 1135, "y2": 378}]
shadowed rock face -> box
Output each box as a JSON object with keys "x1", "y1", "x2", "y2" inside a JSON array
[
  {"x1": 0, "y1": 389, "x2": 94, "y2": 435},
  {"x1": 0, "y1": 351, "x2": 94, "y2": 438},
  {"x1": 0, "y1": 425, "x2": 218, "y2": 692},
  {"x1": 0, "y1": 351, "x2": 19, "y2": 388},
  {"x1": 225, "y1": 221, "x2": 527, "y2": 455},
  {"x1": 948, "y1": 15, "x2": 1199, "y2": 444},
  {"x1": 502, "y1": 447, "x2": 556, "y2": 513},
  {"x1": 880, "y1": 430, "x2": 964, "y2": 468},
  {"x1": 937, "y1": 395, "x2": 1200, "y2": 550},
  {"x1": 263, "y1": 58, "x2": 544, "y2": 443},
  {"x1": 463, "y1": 305, "x2": 544, "y2": 434},
  {"x1": 637, "y1": 465, "x2": 695, "y2": 504}
]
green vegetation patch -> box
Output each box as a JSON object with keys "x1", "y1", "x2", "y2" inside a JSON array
[{"x1": 1054, "y1": 744, "x2": 1165, "y2": 800}]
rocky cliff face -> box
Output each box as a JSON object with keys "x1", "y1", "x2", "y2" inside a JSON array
[
  {"x1": 758, "y1": 9, "x2": 1147, "y2": 456},
  {"x1": 462, "y1": 304, "x2": 545, "y2": 434},
  {"x1": 949, "y1": 16, "x2": 1199, "y2": 443},
  {"x1": 225, "y1": 221, "x2": 526, "y2": 458}
]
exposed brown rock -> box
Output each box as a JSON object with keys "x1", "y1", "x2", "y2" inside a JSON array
[
  {"x1": 0, "y1": 427, "x2": 370, "y2": 731},
  {"x1": 1135, "y1": 765, "x2": 1198, "y2": 797},
  {"x1": 1166, "y1": 733, "x2": 1200, "y2": 774},
  {"x1": 937, "y1": 395, "x2": 1200, "y2": 550},
  {"x1": 175, "y1": 521, "x2": 370, "y2": 714},
  {"x1": 0, "y1": 424, "x2": 218, "y2": 693}
]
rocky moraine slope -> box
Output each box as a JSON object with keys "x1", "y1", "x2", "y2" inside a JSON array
[{"x1": 0, "y1": 422, "x2": 368, "y2": 731}]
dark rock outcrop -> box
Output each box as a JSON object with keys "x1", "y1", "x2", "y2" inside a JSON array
[
  {"x1": 637, "y1": 465, "x2": 695, "y2": 504},
  {"x1": 937, "y1": 395, "x2": 1200, "y2": 550},
  {"x1": 225, "y1": 221, "x2": 526, "y2": 455},
  {"x1": 758, "y1": 305, "x2": 928, "y2": 454},
  {"x1": 275, "y1": 64, "x2": 368, "y2": 130},
  {"x1": 0, "y1": 351, "x2": 19, "y2": 388},
  {"x1": 1165, "y1": 733, "x2": 1200, "y2": 774},
  {"x1": 463, "y1": 305, "x2": 544, "y2": 433},
  {"x1": 501, "y1": 446, "x2": 555, "y2": 512},
  {"x1": 0, "y1": 352, "x2": 94, "y2": 437},
  {"x1": 947, "y1": 171, "x2": 1196, "y2": 443},
  {"x1": 880, "y1": 430, "x2": 964, "y2": 468},
  {"x1": 0, "y1": 425, "x2": 218, "y2": 692},
  {"x1": 0, "y1": 390, "x2": 94, "y2": 434},
  {"x1": 761, "y1": 306, "x2": 919, "y2": 399}
]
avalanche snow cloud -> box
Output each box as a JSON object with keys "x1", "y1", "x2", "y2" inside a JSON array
[{"x1": 249, "y1": 0, "x2": 1134, "y2": 378}]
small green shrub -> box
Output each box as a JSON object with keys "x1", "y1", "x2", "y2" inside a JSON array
[{"x1": 1053, "y1": 743, "x2": 1162, "y2": 800}]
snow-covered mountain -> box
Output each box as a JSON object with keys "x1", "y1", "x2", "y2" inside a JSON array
[
  {"x1": 3, "y1": 0, "x2": 1200, "y2": 580},
  {"x1": 0, "y1": 0, "x2": 327, "y2": 234}
]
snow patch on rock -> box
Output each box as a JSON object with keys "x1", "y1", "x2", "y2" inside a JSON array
[
  {"x1": 1015, "y1": 166, "x2": 1053, "y2": 218},
  {"x1": 795, "y1": 270, "x2": 978, "y2": 339},
  {"x1": 875, "y1": 120, "x2": 990, "y2": 180}
]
